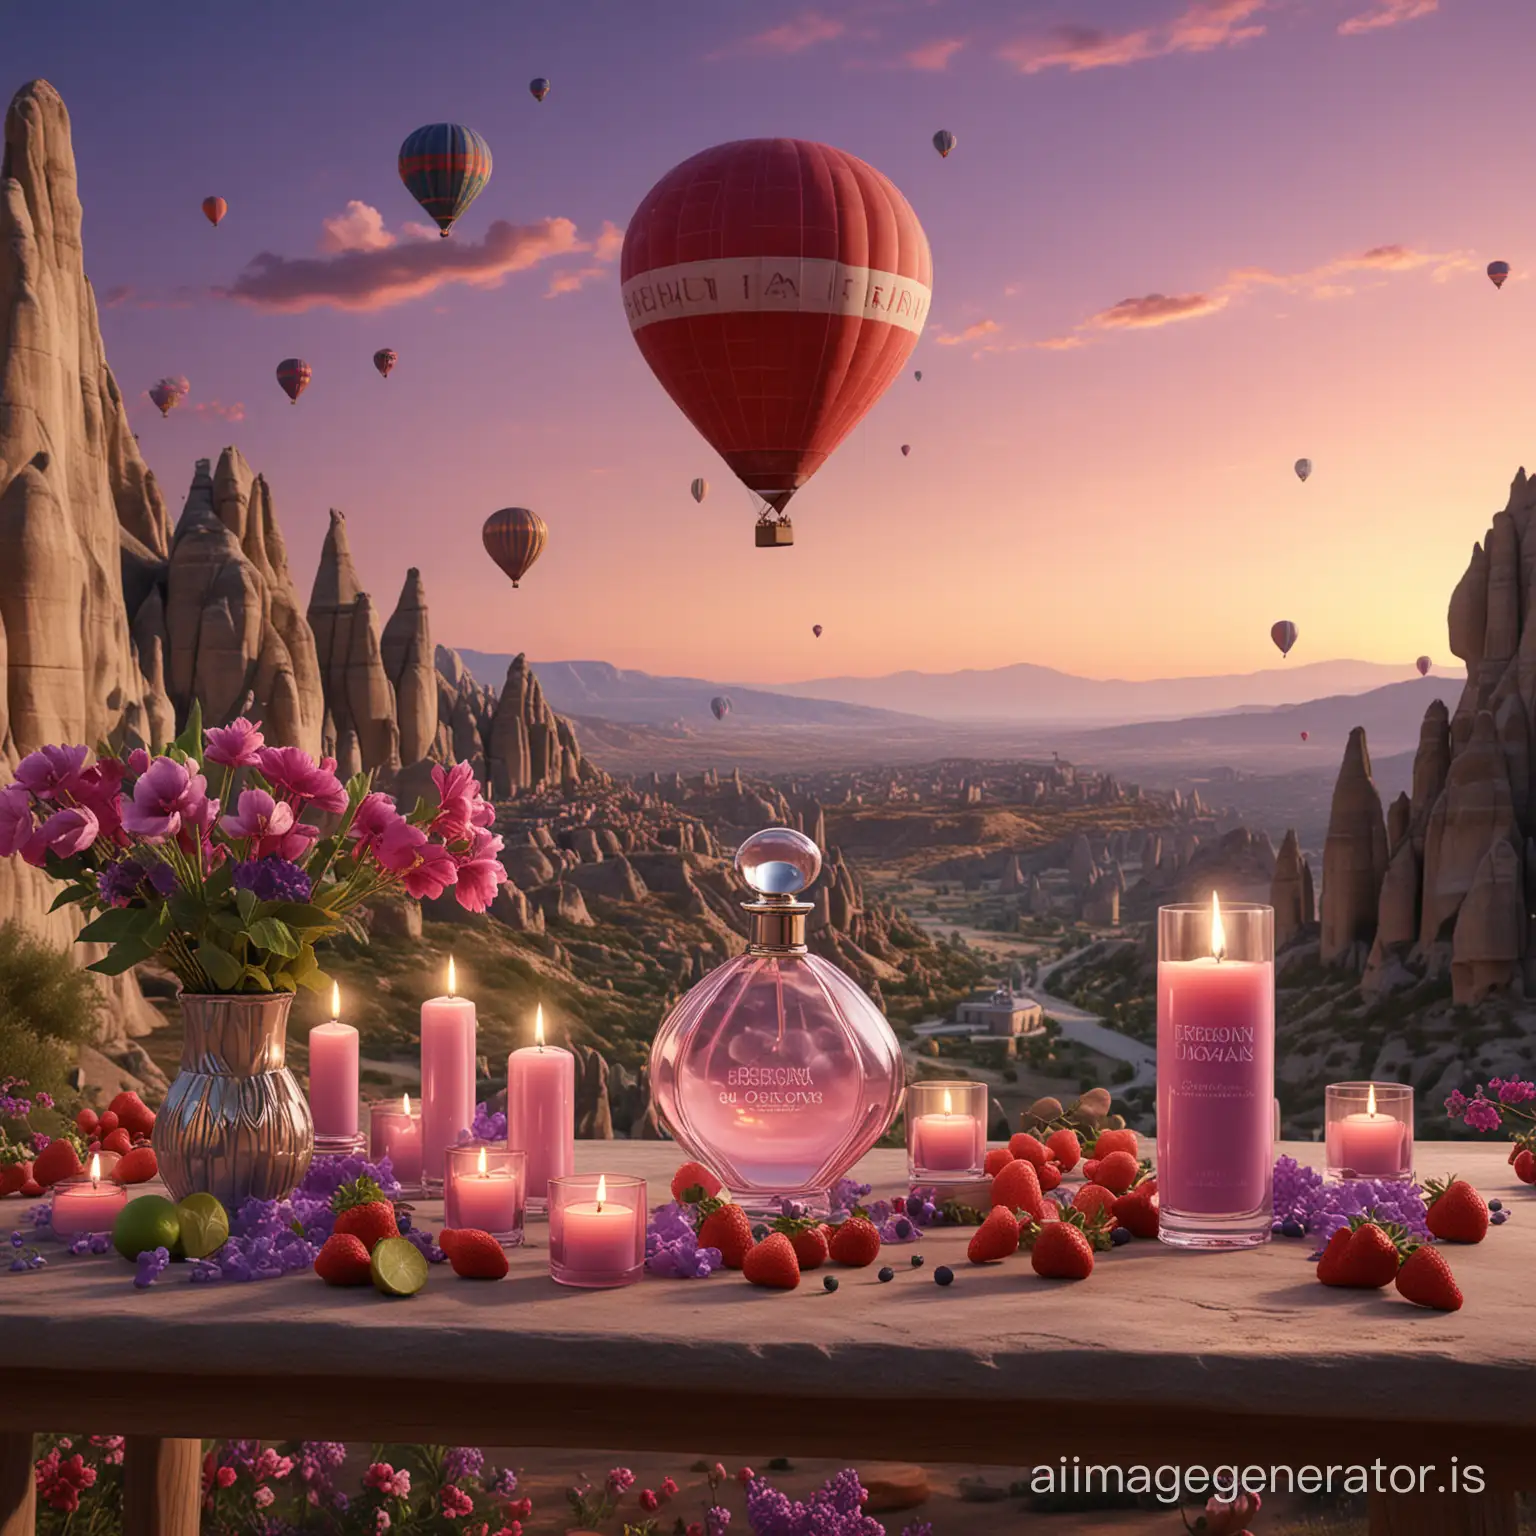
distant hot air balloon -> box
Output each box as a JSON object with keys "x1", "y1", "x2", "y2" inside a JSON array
[
  {"x1": 398, "y1": 123, "x2": 493, "y2": 237},
  {"x1": 1271, "y1": 620, "x2": 1298, "y2": 658},
  {"x1": 913, "y1": 370, "x2": 922, "y2": 382},
  {"x1": 373, "y1": 348, "x2": 397, "y2": 379},
  {"x1": 1416, "y1": 655, "x2": 1432, "y2": 677},
  {"x1": 530, "y1": 77, "x2": 551, "y2": 102},
  {"x1": 1300, "y1": 731, "x2": 1309, "y2": 742},
  {"x1": 900, "y1": 443, "x2": 911, "y2": 457},
  {"x1": 621, "y1": 139, "x2": 931, "y2": 549},
  {"x1": 932, "y1": 129, "x2": 956, "y2": 159},
  {"x1": 691, "y1": 478, "x2": 708, "y2": 504},
  {"x1": 812, "y1": 624, "x2": 823, "y2": 638},
  {"x1": 276, "y1": 358, "x2": 311, "y2": 404},
  {"x1": 482, "y1": 507, "x2": 547, "y2": 588},
  {"x1": 148, "y1": 376, "x2": 187, "y2": 418},
  {"x1": 710, "y1": 695, "x2": 732, "y2": 721},
  {"x1": 201, "y1": 196, "x2": 227, "y2": 227},
  {"x1": 1488, "y1": 260, "x2": 1511, "y2": 290},
  {"x1": 1294, "y1": 458, "x2": 1312, "y2": 483}
]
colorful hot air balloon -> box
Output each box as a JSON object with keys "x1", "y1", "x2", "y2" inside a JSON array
[
  {"x1": 710, "y1": 695, "x2": 731, "y2": 721},
  {"x1": 691, "y1": 478, "x2": 708, "y2": 504},
  {"x1": 1416, "y1": 655, "x2": 1432, "y2": 677},
  {"x1": 1271, "y1": 620, "x2": 1298, "y2": 658},
  {"x1": 900, "y1": 444, "x2": 911, "y2": 457},
  {"x1": 812, "y1": 624, "x2": 823, "y2": 638},
  {"x1": 398, "y1": 123, "x2": 493, "y2": 237},
  {"x1": 276, "y1": 358, "x2": 311, "y2": 404},
  {"x1": 529, "y1": 78, "x2": 550, "y2": 103},
  {"x1": 201, "y1": 196, "x2": 227, "y2": 227},
  {"x1": 1294, "y1": 458, "x2": 1312, "y2": 483},
  {"x1": 482, "y1": 507, "x2": 548, "y2": 588},
  {"x1": 914, "y1": 370, "x2": 922, "y2": 382},
  {"x1": 621, "y1": 139, "x2": 932, "y2": 549},
  {"x1": 1300, "y1": 731, "x2": 1309, "y2": 742},
  {"x1": 148, "y1": 377, "x2": 187, "y2": 418},
  {"x1": 373, "y1": 348, "x2": 397, "y2": 379},
  {"x1": 1488, "y1": 261, "x2": 1511, "y2": 290},
  {"x1": 932, "y1": 130, "x2": 956, "y2": 159}
]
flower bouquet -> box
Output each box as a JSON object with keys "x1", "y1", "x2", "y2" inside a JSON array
[{"x1": 1446, "y1": 1078, "x2": 1536, "y2": 1186}]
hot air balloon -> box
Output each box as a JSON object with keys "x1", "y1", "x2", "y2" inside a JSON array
[
  {"x1": 530, "y1": 77, "x2": 550, "y2": 102},
  {"x1": 621, "y1": 139, "x2": 932, "y2": 549},
  {"x1": 691, "y1": 478, "x2": 708, "y2": 504},
  {"x1": 812, "y1": 624, "x2": 823, "y2": 638},
  {"x1": 710, "y1": 695, "x2": 731, "y2": 721},
  {"x1": 1300, "y1": 731, "x2": 1309, "y2": 742},
  {"x1": 914, "y1": 370, "x2": 922, "y2": 382},
  {"x1": 1294, "y1": 458, "x2": 1312, "y2": 483},
  {"x1": 1488, "y1": 260, "x2": 1511, "y2": 290},
  {"x1": 148, "y1": 377, "x2": 187, "y2": 418},
  {"x1": 932, "y1": 130, "x2": 956, "y2": 159},
  {"x1": 373, "y1": 348, "x2": 397, "y2": 379},
  {"x1": 1271, "y1": 620, "x2": 1298, "y2": 658},
  {"x1": 1416, "y1": 655, "x2": 1432, "y2": 677},
  {"x1": 900, "y1": 444, "x2": 911, "y2": 457},
  {"x1": 276, "y1": 358, "x2": 311, "y2": 404},
  {"x1": 482, "y1": 507, "x2": 547, "y2": 588},
  {"x1": 201, "y1": 196, "x2": 227, "y2": 227},
  {"x1": 398, "y1": 123, "x2": 493, "y2": 237}
]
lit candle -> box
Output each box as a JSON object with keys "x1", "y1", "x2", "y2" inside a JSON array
[
  {"x1": 915, "y1": 1089, "x2": 982, "y2": 1171},
  {"x1": 445, "y1": 1144, "x2": 524, "y2": 1237},
  {"x1": 507, "y1": 1003, "x2": 574, "y2": 1209},
  {"x1": 420, "y1": 956, "x2": 477, "y2": 1187},
  {"x1": 369, "y1": 1093, "x2": 423, "y2": 1187},
  {"x1": 52, "y1": 1154, "x2": 129, "y2": 1237},
  {"x1": 308, "y1": 982, "x2": 360, "y2": 1142},
  {"x1": 559, "y1": 1175, "x2": 635, "y2": 1272},
  {"x1": 1329, "y1": 1083, "x2": 1406, "y2": 1176}
]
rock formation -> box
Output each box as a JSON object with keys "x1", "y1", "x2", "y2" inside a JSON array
[
  {"x1": 487, "y1": 654, "x2": 590, "y2": 797},
  {"x1": 1270, "y1": 830, "x2": 1315, "y2": 948},
  {"x1": 1319, "y1": 728, "x2": 1390, "y2": 968},
  {"x1": 380, "y1": 569, "x2": 436, "y2": 767}
]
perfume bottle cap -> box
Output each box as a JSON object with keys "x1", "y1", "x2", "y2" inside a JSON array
[{"x1": 736, "y1": 826, "x2": 821, "y2": 896}]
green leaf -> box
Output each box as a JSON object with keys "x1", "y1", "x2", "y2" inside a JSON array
[
  {"x1": 49, "y1": 883, "x2": 93, "y2": 913},
  {"x1": 172, "y1": 699, "x2": 204, "y2": 758},
  {"x1": 235, "y1": 888, "x2": 258, "y2": 924},
  {"x1": 272, "y1": 970, "x2": 296, "y2": 991},
  {"x1": 346, "y1": 771, "x2": 372, "y2": 803},
  {"x1": 141, "y1": 902, "x2": 173, "y2": 949},
  {"x1": 204, "y1": 861, "x2": 234, "y2": 900},
  {"x1": 246, "y1": 918, "x2": 299, "y2": 959},
  {"x1": 86, "y1": 937, "x2": 152, "y2": 976},
  {"x1": 241, "y1": 965, "x2": 274, "y2": 992},
  {"x1": 195, "y1": 942, "x2": 243, "y2": 990},
  {"x1": 266, "y1": 903, "x2": 334, "y2": 930},
  {"x1": 211, "y1": 910, "x2": 246, "y2": 935},
  {"x1": 297, "y1": 966, "x2": 332, "y2": 995},
  {"x1": 288, "y1": 943, "x2": 319, "y2": 982},
  {"x1": 77, "y1": 906, "x2": 149, "y2": 944}
]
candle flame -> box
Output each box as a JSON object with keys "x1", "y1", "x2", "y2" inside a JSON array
[
  {"x1": 596, "y1": 1173, "x2": 607, "y2": 1212},
  {"x1": 1367, "y1": 1082, "x2": 1377, "y2": 1117},
  {"x1": 943, "y1": 1088, "x2": 953, "y2": 1115},
  {"x1": 89, "y1": 1152, "x2": 101, "y2": 1186},
  {"x1": 477, "y1": 1145, "x2": 487, "y2": 1176},
  {"x1": 331, "y1": 980, "x2": 341, "y2": 1020},
  {"x1": 402, "y1": 1092, "x2": 411, "y2": 1115},
  {"x1": 1210, "y1": 891, "x2": 1226, "y2": 961},
  {"x1": 535, "y1": 1003, "x2": 545, "y2": 1048},
  {"x1": 447, "y1": 955, "x2": 457, "y2": 996}
]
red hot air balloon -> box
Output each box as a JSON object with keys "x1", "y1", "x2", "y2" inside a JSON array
[
  {"x1": 812, "y1": 624, "x2": 823, "y2": 638},
  {"x1": 900, "y1": 443, "x2": 911, "y2": 457},
  {"x1": 276, "y1": 358, "x2": 311, "y2": 404},
  {"x1": 373, "y1": 348, "x2": 397, "y2": 379},
  {"x1": 1271, "y1": 620, "x2": 1297, "y2": 658},
  {"x1": 482, "y1": 507, "x2": 548, "y2": 588},
  {"x1": 1416, "y1": 655, "x2": 1432, "y2": 677},
  {"x1": 1300, "y1": 731, "x2": 1309, "y2": 742},
  {"x1": 202, "y1": 196, "x2": 227, "y2": 227},
  {"x1": 621, "y1": 139, "x2": 932, "y2": 548}
]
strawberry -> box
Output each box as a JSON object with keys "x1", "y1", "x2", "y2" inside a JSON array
[
  {"x1": 828, "y1": 1216, "x2": 882, "y2": 1267},
  {"x1": 19, "y1": 1178, "x2": 42, "y2": 1198},
  {"x1": 670, "y1": 1161, "x2": 723, "y2": 1202},
  {"x1": 1514, "y1": 1149, "x2": 1536, "y2": 1185},
  {"x1": 31, "y1": 1137, "x2": 83, "y2": 1189},
  {"x1": 0, "y1": 1160, "x2": 33, "y2": 1197},
  {"x1": 1423, "y1": 1176, "x2": 1488, "y2": 1244},
  {"x1": 1395, "y1": 1245, "x2": 1462, "y2": 1311},
  {"x1": 1081, "y1": 1159, "x2": 1100, "y2": 1182},
  {"x1": 440, "y1": 1227, "x2": 509, "y2": 1279},
  {"x1": 100, "y1": 1128, "x2": 133, "y2": 1157},
  {"x1": 1037, "y1": 1198, "x2": 1061, "y2": 1222},
  {"x1": 96, "y1": 1111, "x2": 120, "y2": 1136},
  {"x1": 990, "y1": 1158, "x2": 1044, "y2": 1217},
  {"x1": 697, "y1": 1199, "x2": 755, "y2": 1268},
  {"x1": 967, "y1": 1206, "x2": 1021, "y2": 1264},
  {"x1": 771, "y1": 1217, "x2": 828, "y2": 1271},
  {"x1": 1092, "y1": 1128, "x2": 1138, "y2": 1161},
  {"x1": 111, "y1": 1146, "x2": 158, "y2": 1184},
  {"x1": 314, "y1": 1232, "x2": 373, "y2": 1286},
  {"x1": 1072, "y1": 1183, "x2": 1117, "y2": 1223},
  {"x1": 106, "y1": 1092, "x2": 156, "y2": 1139},
  {"x1": 743, "y1": 1232, "x2": 801, "y2": 1289},
  {"x1": 331, "y1": 1175, "x2": 399, "y2": 1253},
  {"x1": 1111, "y1": 1187, "x2": 1160, "y2": 1239},
  {"x1": 1317, "y1": 1219, "x2": 1407, "y2": 1288},
  {"x1": 983, "y1": 1146, "x2": 1015, "y2": 1177},
  {"x1": 75, "y1": 1109, "x2": 99, "y2": 1138},
  {"x1": 1037, "y1": 1161, "x2": 1062, "y2": 1192},
  {"x1": 1094, "y1": 1150, "x2": 1140, "y2": 1194},
  {"x1": 1030, "y1": 1220, "x2": 1094, "y2": 1279},
  {"x1": 1045, "y1": 1128, "x2": 1081, "y2": 1171},
  {"x1": 1007, "y1": 1132, "x2": 1050, "y2": 1168}
]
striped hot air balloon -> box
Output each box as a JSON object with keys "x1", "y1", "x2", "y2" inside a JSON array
[
  {"x1": 148, "y1": 377, "x2": 187, "y2": 418},
  {"x1": 201, "y1": 196, "x2": 227, "y2": 227},
  {"x1": 691, "y1": 478, "x2": 708, "y2": 504},
  {"x1": 398, "y1": 123, "x2": 493, "y2": 237},
  {"x1": 932, "y1": 130, "x2": 956, "y2": 159},
  {"x1": 276, "y1": 358, "x2": 311, "y2": 404},
  {"x1": 373, "y1": 348, "x2": 397, "y2": 379},
  {"x1": 482, "y1": 507, "x2": 547, "y2": 588},
  {"x1": 1271, "y1": 620, "x2": 1298, "y2": 658},
  {"x1": 1294, "y1": 458, "x2": 1312, "y2": 483},
  {"x1": 710, "y1": 695, "x2": 732, "y2": 721},
  {"x1": 1416, "y1": 655, "x2": 1432, "y2": 677},
  {"x1": 1488, "y1": 260, "x2": 1511, "y2": 290},
  {"x1": 530, "y1": 77, "x2": 551, "y2": 102}
]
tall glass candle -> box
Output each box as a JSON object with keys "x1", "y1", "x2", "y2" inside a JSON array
[
  {"x1": 309, "y1": 982, "x2": 362, "y2": 1152},
  {"x1": 1157, "y1": 895, "x2": 1275, "y2": 1250},
  {"x1": 508, "y1": 1004, "x2": 574, "y2": 1213},
  {"x1": 369, "y1": 1094, "x2": 423, "y2": 1190},
  {"x1": 420, "y1": 957, "x2": 477, "y2": 1189}
]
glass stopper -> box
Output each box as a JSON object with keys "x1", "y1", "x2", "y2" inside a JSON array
[{"x1": 735, "y1": 826, "x2": 821, "y2": 896}]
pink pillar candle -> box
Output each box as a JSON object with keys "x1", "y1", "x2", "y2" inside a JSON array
[
  {"x1": 51, "y1": 1160, "x2": 129, "y2": 1237},
  {"x1": 916, "y1": 1114, "x2": 981, "y2": 1170},
  {"x1": 308, "y1": 1020, "x2": 360, "y2": 1140},
  {"x1": 369, "y1": 1096, "x2": 423, "y2": 1187},
  {"x1": 508, "y1": 1005, "x2": 574, "y2": 1209},
  {"x1": 420, "y1": 962, "x2": 477, "y2": 1188}
]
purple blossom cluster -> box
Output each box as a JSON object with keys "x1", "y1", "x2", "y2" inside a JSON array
[
  {"x1": 467, "y1": 1102, "x2": 507, "y2": 1143},
  {"x1": 134, "y1": 1246, "x2": 171, "y2": 1288},
  {"x1": 645, "y1": 1199, "x2": 724, "y2": 1278},
  {"x1": 742, "y1": 1469, "x2": 885, "y2": 1536},
  {"x1": 1446, "y1": 1078, "x2": 1536, "y2": 1136},
  {"x1": 1271, "y1": 1155, "x2": 1431, "y2": 1244},
  {"x1": 231, "y1": 857, "x2": 313, "y2": 904}
]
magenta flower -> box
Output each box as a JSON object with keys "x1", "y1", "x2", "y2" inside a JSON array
[
  {"x1": 430, "y1": 762, "x2": 480, "y2": 842},
  {"x1": 439, "y1": 1485, "x2": 474, "y2": 1519},
  {"x1": 607, "y1": 1468, "x2": 636, "y2": 1496},
  {"x1": 205, "y1": 718, "x2": 266, "y2": 768},
  {"x1": 376, "y1": 819, "x2": 458, "y2": 901},
  {"x1": 125, "y1": 748, "x2": 150, "y2": 777},
  {"x1": 255, "y1": 747, "x2": 347, "y2": 813},
  {"x1": 219, "y1": 788, "x2": 315, "y2": 859},
  {"x1": 454, "y1": 830, "x2": 507, "y2": 913},
  {"x1": 21, "y1": 806, "x2": 100, "y2": 867},
  {"x1": 1492, "y1": 1077, "x2": 1536, "y2": 1107},
  {"x1": 73, "y1": 761, "x2": 126, "y2": 844},
  {"x1": 0, "y1": 785, "x2": 34, "y2": 858},
  {"x1": 350, "y1": 791, "x2": 404, "y2": 854},
  {"x1": 13, "y1": 744, "x2": 89, "y2": 802},
  {"x1": 364, "y1": 1464, "x2": 410, "y2": 1499},
  {"x1": 1464, "y1": 1096, "x2": 1503, "y2": 1133},
  {"x1": 120, "y1": 757, "x2": 209, "y2": 841}
]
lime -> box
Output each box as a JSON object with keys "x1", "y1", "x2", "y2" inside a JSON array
[
  {"x1": 175, "y1": 1193, "x2": 229, "y2": 1259},
  {"x1": 369, "y1": 1236, "x2": 428, "y2": 1298},
  {"x1": 113, "y1": 1195, "x2": 182, "y2": 1263}
]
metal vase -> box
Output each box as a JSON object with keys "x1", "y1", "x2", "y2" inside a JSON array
[{"x1": 153, "y1": 993, "x2": 314, "y2": 1205}]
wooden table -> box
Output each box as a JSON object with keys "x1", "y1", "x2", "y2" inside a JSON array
[{"x1": 1, "y1": 1141, "x2": 1530, "y2": 1536}]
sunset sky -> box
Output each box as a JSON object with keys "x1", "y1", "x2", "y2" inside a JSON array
[{"x1": 11, "y1": 0, "x2": 1532, "y2": 684}]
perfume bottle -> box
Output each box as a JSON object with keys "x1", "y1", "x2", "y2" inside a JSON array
[{"x1": 649, "y1": 827, "x2": 905, "y2": 1216}]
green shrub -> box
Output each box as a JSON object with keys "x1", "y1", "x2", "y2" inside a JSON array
[{"x1": 0, "y1": 922, "x2": 104, "y2": 1101}]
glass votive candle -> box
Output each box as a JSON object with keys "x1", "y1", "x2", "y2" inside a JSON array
[
  {"x1": 444, "y1": 1144, "x2": 527, "y2": 1247},
  {"x1": 1325, "y1": 1082, "x2": 1413, "y2": 1181},
  {"x1": 51, "y1": 1164, "x2": 128, "y2": 1239},
  {"x1": 369, "y1": 1095, "x2": 424, "y2": 1194},
  {"x1": 906, "y1": 1080, "x2": 986, "y2": 1182},
  {"x1": 548, "y1": 1173, "x2": 646, "y2": 1288}
]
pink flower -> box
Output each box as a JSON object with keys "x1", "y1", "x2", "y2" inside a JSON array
[
  {"x1": 1202, "y1": 1493, "x2": 1261, "y2": 1536},
  {"x1": 504, "y1": 1498, "x2": 532, "y2": 1520},
  {"x1": 0, "y1": 785, "x2": 35, "y2": 857},
  {"x1": 21, "y1": 806, "x2": 100, "y2": 867},
  {"x1": 440, "y1": 1485, "x2": 475, "y2": 1518},
  {"x1": 661, "y1": 1478, "x2": 678, "y2": 1498},
  {"x1": 216, "y1": 1467, "x2": 236, "y2": 1490},
  {"x1": 640, "y1": 1488, "x2": 660, "y2": 1511},
  {"x1": 125, "y1": 748, "x2": 150, "y2": 777},
  {"x1": 350, "y1": 791, "x2": 404, "y2": 854},
  {"x1": 255, "y1": 747, "x2": 347, "y2": 813},
  {"x1": 73, "y1": 761, "x2": 126, "y2": 844},
  {"x1": 14, "y1": 745, "x2": 89, "y2": 802},
  {"x1": 205, "y1": 718, "x2": 266, "y2": 768},
  {"x1": 376, "y1": 819, "x2": 458, "y2": 901},
  {"x1": 430, "y1": 762, "x2": 481, "y2": 842},
  {"x1": 365, "y1": 1464, "x2": 411, "y2": 1499},
  {"x1": 607, "y1": 1467, "x2": 635, "y2": 1495},
  {"x1": 453, "y1": 830, "x2": 506, "y2": 912},
  {"x1": 120, "y1": 757, "x2": 209, "y2": 841},
  {"x1": 375, "y1": 1513, "x2": 391, "y2": 1533},
  {"x1": 252, "y1": 1448, "x2": 293, "y2": 1482},
  {"x1": 220, "y1": 789, "x2": 316, "y2": 860},
  {"x1": 253, "y1": 1487, "x2": 274, "y2": 1509}
]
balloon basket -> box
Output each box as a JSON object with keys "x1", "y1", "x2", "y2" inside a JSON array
[{"x1": 755, "y1": 520, "x2": 794, "y2": 548}]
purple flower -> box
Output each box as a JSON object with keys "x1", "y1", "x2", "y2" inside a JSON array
[
  {"x1": 205, "y1": 718, "x2": 266, "y2": 768},
  {"x1": 20, "y1": 805, "x2": 99, "y2": 866},
  {"x1": 13, "y1": 745, "x2": 89, "y2": 802},
  {"x1": 469, "y1": 1103, "x2": 507, "y2": 1142},
  {"x1": 255, "y1": 747, "x2": 347, "y2": 814},
  {"x1": 121, "y1": 757, "x2": 209, "y2": 841},
  {"x1": 1444, "y1": 1089, "x2": 1469, "y2": 1121},
  {"x1": 0, "y1": 785, "x2": 35, "y2": 858},
  {"x1": 488, "y1": 1468, "x2": 518, "y2": 1497},
  {"x1": 232, "y1": 857, "x2": 313, "y2": 904},
  {"x1": 1492, "y1": 1078, "x2": 1536, "y2": 1107},
  {"x1": 125, "y1": 748, "x2": 150, "y2": 777},
  {"x1": 443, "y1": 1447, "x2": 484, "y2": 1485},
  {"x1": 97, "y1": 860, "x2": 148, "y2": 907},
  {"x1": 1464, "y1": 1096, "x2": 1503, "y2": 1133},
  {"x1": 148, "y1": 863, "x2": 178, "y2": 897},
  {"x1": 349, "y1": 792, "x2": 403, "y2": 854},
  {"x1": 221, "y1": 789, "x2": 319, "y2": 861},
  {"x1": 134, "y1": 1246, "x2": 171, "y2": 1289}
]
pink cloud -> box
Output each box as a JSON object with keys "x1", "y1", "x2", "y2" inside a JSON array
[
  {"x1": 935, "y1": 318, "x2": 1000, "y2": 346},
  {"x1": 319, "y1": 201, "x2": 398, "y2": 254},
  {"x1": 904, "y1": 37, "x2": 965, "y2": 69},
  {"x1": 710, "y1": 10, "x2": 847, "y2": 57},
  {"x1": 547, "y1": 267, "x2": 605, "y2": 297},
  {"x1": 1087, "y1": 292, "x2": 1230, "y2": 329},
  {"x1": 1338, "y1": 0, "x2": 1437, "y2": 34},
  {"x1": 591, "y1": 221, "x2": 625, "y2": 263},
  {"x1": 998, "y1": 0, "x2": 1268, "y2": 73},
  {"x1": 101, "y1": 283, "x2": 132, "y2": 308},
  {"x1": 190, "y1": 400, "x2": 245, "y2": 422}
]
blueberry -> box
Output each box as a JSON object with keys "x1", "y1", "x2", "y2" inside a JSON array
[
  {"x1": 1110, "y1": 1226, "x2": 1133, "y2": 1247},
  {"x1": 1281, "y1": 1219, "x2": 1306, "y2": 1239},
  {"x1": 1270, "y1": 1221, "x2": 1283, "y2": 1234},
  {"x1": 878, "y1": 1266, "x2": 894, "y2": 1283},
  {"x1": 934, "y1": 1265, "x2": 954, "y2": 1287},
  {"x1": 905, "y1": 1195, "x2": 925, "y2": 1219},
  {"x1": 910, "y1": 1253, "x2": 925, "y2": 1268},
  {"x1": 823, "y1": 1275, "x2": 839, "y2": 1292},
  {"x1": 397, "y1": 1212, "x2": 412, "y2": 1233},
  {"x1": 751, "y1": 1224, "x2": 769, "y2": 1242},
  {"x1": 1492, "y1": 1210, "x2": 1508, "y2": 1225},
  {"x1": 1489, "y1": 1199, "x2": 1503, "y2": 1213},
  {"x1": 893, "y1": 1217, "x2": 913, "y2": 1239}
]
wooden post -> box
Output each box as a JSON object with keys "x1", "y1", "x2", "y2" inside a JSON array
[
  {"x1": 1368, "y1": 1490, "x2": 1519, "y2": 1535},
  {"x1": 122, "y1": 1437, "x2": 201, "y2": 1536},
  {"x1": 0, "y1": 1434, "x2": 35, "y2": 1536}
]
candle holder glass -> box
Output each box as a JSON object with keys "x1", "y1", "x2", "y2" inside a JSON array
[
  {"x1": 905, "y1": 1080, "x2": 987, "y2": 1184},
  {"x1": 444, "y1": 1145, "x2": 527, "y2": 1247},
  {"x1": 50, "y1": 1173, "x2": 128, "y2": 1239},
  {"x1": 1325, "y1": 1082, "x2": 1413, "y2": 1182},
  {"x1": 368, "y1": 1100, "x2": 424, "y2": 1196},
  {"x1": 314, "y1": 1129, "x2": 368, "y2": 1157},
  {"x1": 548, "y1": 1172, "x2": 646, "y2": 1288}
]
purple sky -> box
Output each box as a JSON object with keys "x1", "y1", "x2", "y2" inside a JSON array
[{"x1": 10, "y1": 0, "x2": 1529, "y2": 683}]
